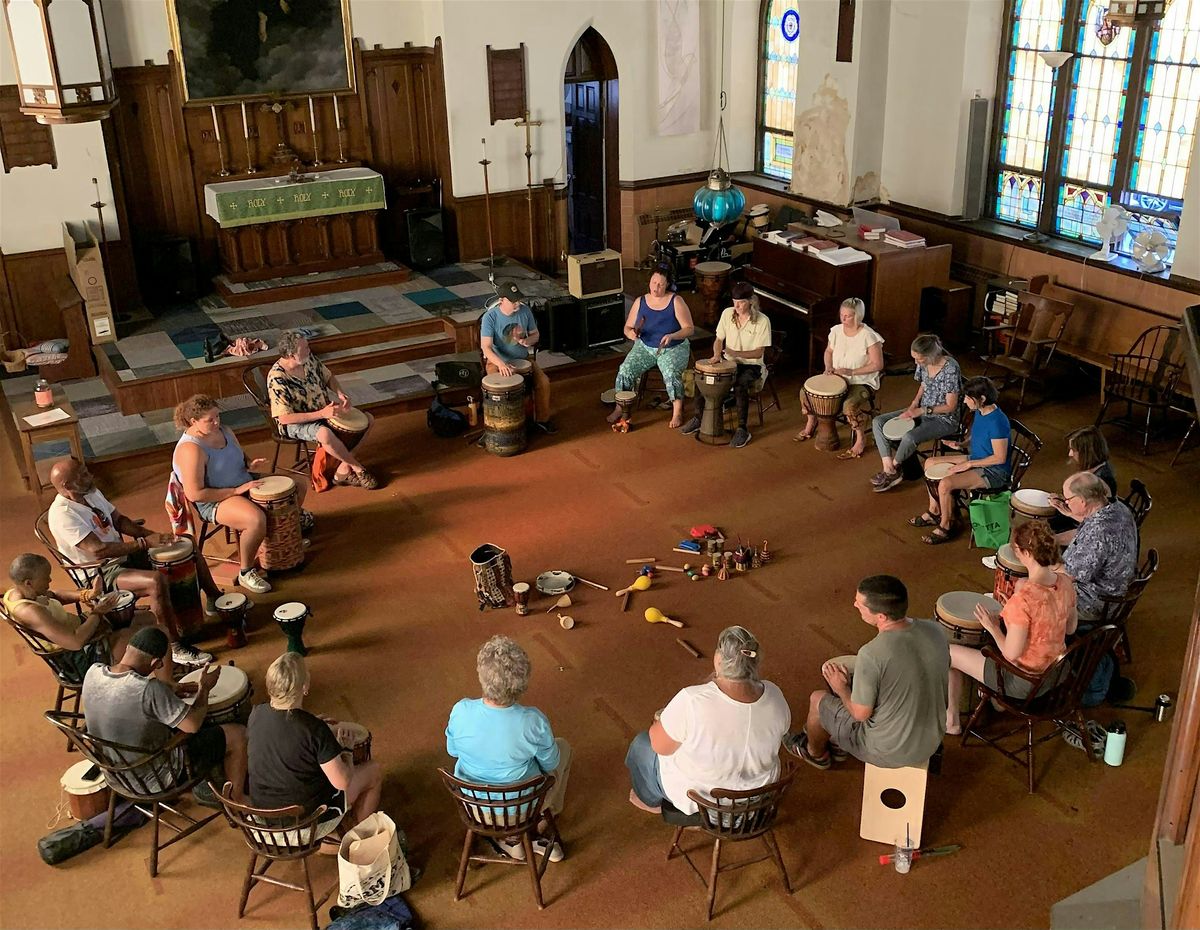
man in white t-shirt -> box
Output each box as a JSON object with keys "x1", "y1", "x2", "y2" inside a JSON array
[
  {"x1": 681, "y1": 282, "x2": 771, "y2": 449},
  {"x1": 625, "y1": 626, "x2": 791, "y2": 816},
  {"x1": 47, "y1": 458, "x2": 215, "y2": 667}
]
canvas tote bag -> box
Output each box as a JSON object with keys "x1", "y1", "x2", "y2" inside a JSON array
[{"x1": 337, "y1": 813, "x2": 411, "y2": 908}]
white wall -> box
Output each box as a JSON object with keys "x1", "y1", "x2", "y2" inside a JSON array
[{"x1": 1171, "y1": 127, "x2": 1200, "y2": 281}]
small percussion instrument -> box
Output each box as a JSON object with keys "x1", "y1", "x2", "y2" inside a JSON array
[
  {"x1": 992, "y1": 543, "x2": 1029, "y2": 603},
  {"x1": 882, "y1": 416, "x2": 916, "y2": 442},
  {"x1": 923, "y1": 458, "x2": 958, "y2": 504},
  {"x1": 336, "y1": 721, "x2": 372, "y2": 766},
  {"x1": 214, "y1": 592, "x2": 250, "y2": 648},
  {"x1": 535, "y1": 570, "x2": 575, "y2": 596},
  {"x1": 934, "y1": 591, "x2": 1000, "y2": 648},
  {"x1": 108, "y1": 590, "x2": 137, "y2": 630},
  {"x1": 694, "y1": 358, "x2": 738, "y2": 445},
  {"x1": 693, "y1": 260, "x2": 732, "y2": 327},
  {"x1": 180, "y1": 663, "x2": 252, "y2": 726},
  {"x1": 612, "y1": 390, "x2": 637, "y2": 433},
  {"x1": 803, "y1": 373, "x2": 848, "y2": 452},
  {"x1": 1010, "y1": 488, "x2": 1056, "y2": 529},
  {"x1": 481, "y1": 372, "x2": 527, "y2": 457},
  {"x1": 148, "y1": 538, "x2": 204, "y2": 637},
  {"x1": 665, "y1": 219, "x2": 690, "y2": 244},
  {"x1": 273, "y1": 602, "x2": 310, "y2": 655},
  {"x1": 600, "y1": 388, "x2": 618, "y2": 405},
  {"x1": 328, "y1": 406, "x2": 369, "y2": 452},
  {"x1": 250, "y1": 475, "x2": 304, "y2": 572},
  {"x1": 61, "y1": 760, "x2": 110, "y2": 821}
]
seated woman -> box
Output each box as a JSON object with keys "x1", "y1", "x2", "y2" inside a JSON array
[
  {"x1": 1049, "y1": 426, "x2": 1117, "y2": 544},
  {"x1": 247, "y1": 653, "x2": 382, "y2": 834},
  {"x1": 606, "y1": 266, "x2": 695, "y2": 429},
  {"x1": 795, "y1": 297, "x2": 884, "y2": 458},
  {"x1": 624, "y1": 626, "x2": 790, "y2": 817},
  {"x1": 446, "y1": 635, "x2": 569, "y2": 862},
  {"x1": 4, "y1": 552, "x2": 175, "y2": 684},
  {"x1": 172, "y1": 394, "x2": 311, "y2": 595},
  {"x1": 911, "y1": 376, "x2": 1010, "y2": 545},
  {"x1": 871, "y1": 334, "x2": 962, "y2": 492},
  {"x1": 946, "y1": 521, "x2": 1077, "y2": 735}
]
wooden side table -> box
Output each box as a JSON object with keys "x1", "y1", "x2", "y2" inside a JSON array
[{"x1": 9, "y1": 386, "x2": 84, "y2": 504}]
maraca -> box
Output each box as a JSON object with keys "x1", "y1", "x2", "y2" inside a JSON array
[
  {"x1": 644, "y1": 607, "x2": 684, "y2": 628},
  {"x1": 615, "y1": 575, "x2": 652, "y2": 597}
]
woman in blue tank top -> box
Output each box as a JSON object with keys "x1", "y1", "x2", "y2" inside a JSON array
[{"x1": 607, "y1": 266, "x2": 695, "y2": 428}]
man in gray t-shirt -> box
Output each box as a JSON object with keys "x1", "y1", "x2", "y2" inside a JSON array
[{"x1": 787, "y1": 575, "x2": 948, "y2": 769}]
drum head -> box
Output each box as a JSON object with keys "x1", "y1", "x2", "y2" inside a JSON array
[
  {"x1": 337, "y1": 722, "x2": 370, "y2": 748},
  {"x1": 180, "y1": 665, "x2": 248, "y2": 709},
  {"x1": 149, "y1": 538, "x2": 193, "y2": 563},
  {"x1": 509, "y1": 359, "x2": 532, "y2": 374},
  {"x1": 215, "y1": 592, "x2": 248, "y2": 611},
  {"x1": 748, "y1": 203, "x2": 770, "y2": 217},
  {"x1": 61, "y1": 759, "x2": 105, "y2": 794},
  {"x1": 1013, "y1": 488, "x2": 1054, "y2": 514},
  {"x1": 600, "y1": 388, "x2": 617, "y2": 405},
  {"x1": 482, "y1": 373, "x2": 524, "y2": 391},
  {"x1": 804, "y1": 374, "x2": 848, "y2": 396},
  {"x1": 329, "y1": 407, "x2": 369, "y2": 431},
  {"x1": 924, "y1": 460, "x2": 957, "y2": 480},
  {"x1": 936, "y1": 591, "x2": 999, "y2": 627},
  {"x1": 694, "y1": 261, "x2": 732, "y2": 274},
  {"x1": 996, "y1": 543, "x2": 1026, "y2": 573},
  {"x1": 251, "y1": 475, "x2": 296, "y2": 502},
  {"x1": 883, "y1": 417, "x2": 916, "y2": 440},
  {"x1": 535, "y1": 571, "x2": 575, "y2": 595},
  {"x1": 274, "y1": 601, "x2": 309, "y2": 622},
  {"x1": 695, "y1": 359, "x2": 737, "y2": 375},
  {"x1": 615, "y1": 390, "x2": 637, "y2": 403},
  {"x1": 114, "y1": 591, "x2": 136, "y2": 609}
]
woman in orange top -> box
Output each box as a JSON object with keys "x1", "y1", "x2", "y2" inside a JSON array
[{"x1": 946, "y1": 521, "x2": 1077, "y2": 735}]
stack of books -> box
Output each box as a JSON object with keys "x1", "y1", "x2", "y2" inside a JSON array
[
  {"x1": 884, "y1": 230, "x2": 926, "y2": 248},
  {"x1": 858, "y1": 224, "x2": 887, "y2": 240},
  {"x1": 988, "y1": 290, "x2": 1019, "y2": 319},
  {"x1": 805, "y1": 240, "x2": 839, "y2": 255},
  {"x1": 815, "y1": 247, "x2": 872, "y2": 266},
  {"x1": 789, "y1": 236, "x2": 819, "y2": 251}
]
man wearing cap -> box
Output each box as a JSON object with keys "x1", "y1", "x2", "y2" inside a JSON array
[
  {"x1": 480, "y1": 280, "x2": 556, "y2": 433},
  {"x1": 83, "y1": 627, "x2": 247, "y2": 803}
]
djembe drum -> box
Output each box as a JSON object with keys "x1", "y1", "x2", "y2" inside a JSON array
[
  {"x1": 883, "y1": 416, "x2": 923, "y2": 481},
  {"x1": 510, "y1": 357, "x2": 535, "y2": 420},
  {"x1": 214, "y1": 592, "x2": 250, "y2": 648},
  {"x1": 107, "y1": 590, "x2": 137, "y2": 630},
  {"x1": 328, "y1": 406, "x2": 369, "y2": 452},
  {"x1": 1010, "y1": 488, "x2": 1056, "y2": 531},
  {"x1": 335, "y1": 722, "x2": 373, "y2": 765},
  {"x1": 923, "y1": 458, "x2": 958, "y2": 506},
  {"x1": 481, "y1": 372, "x2": 527, "y2": 457},
  {"x1": 803, "y1": 374, "x2": 848, "y2": 452},
  {"x1": 180, "y1": 664, "x2": 252, "y2": 725},
  {"x1": 934, "y1": 591, "x2": 999, "y2": 648},
  {"x1": 273, "y1": 602, "x2": 310, "y2": 655},
  {"x1": 249, "y1": 476, "x2": 304, "y2": 571},
  {"x1": 694, "y1": 358, "x2": 737, "y2": 445},
  {"x1": 148, "y1": 538, "x2": 204, "y2": 637},
  {"x1": 993, "y1": 543, "x2": 1029, "y2": 603},
  {"x1": 693, "y1": 261, "x2": 732, "y2": 327}
]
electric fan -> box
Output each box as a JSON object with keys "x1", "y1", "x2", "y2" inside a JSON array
[
  {"x1": 1132, "y1": 229, "x2": 1170, "y2": 274},
  {"x1": 1090, "y1": 205, "x2": 1129, "y2": 262}
]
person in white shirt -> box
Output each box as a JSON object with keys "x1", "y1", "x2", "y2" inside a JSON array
[
  {"x1": 625, "y1": 626, "x2": 791, "y2": 815},
  {"x1": 795, "y1": 298, "x2": 884, "y2": 458}
]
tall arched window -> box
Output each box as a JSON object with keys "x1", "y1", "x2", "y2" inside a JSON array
[
  {"x1": 992, "y1": 0, "x2": 1200, "y2": 264},
  {"x1": 756, "y1": 0, "x2": 800, "y2": 180}
]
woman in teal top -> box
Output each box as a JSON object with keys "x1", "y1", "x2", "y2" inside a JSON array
[{"x1": 607, "y1": 266, "x2": 695, "y2": 428}]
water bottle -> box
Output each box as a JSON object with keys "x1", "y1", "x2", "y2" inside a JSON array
[
  {"x1": 893, "y1": 841, "x2": 913, "y2": 874},
  {"x1": 34, "y1": 378, "x2": 53, "y2": 407},
  {"x1": 1103, "y1": 721, "x2": 1127, "y2": 766}
]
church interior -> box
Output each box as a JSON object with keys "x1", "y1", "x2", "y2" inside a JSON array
[{"x1": 0, "y1": 0, "x2": 1198, "y2": 928}]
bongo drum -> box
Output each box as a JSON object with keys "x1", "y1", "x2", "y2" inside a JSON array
[
  {"x1": 694, "y1": 358, "x2": 738, "y2": 445},
  {"x1": 934, "y1": 591, "x2": 999, "y2": 648},
  {"x1": 250, "y1": 476, "x2": 304, "y2": 572},
  {"x1": 693, "y1": 261, "x2": 732, "y2": 327},
  {"x1": 481, "y1": 372, "x2": 527, "y2": 457},
  {"x1": 993, "y1": 543, "x2": 1029, "y2": 603},
  {"x1": 214, "y1": 592, "x2": 250, "y2": 648},
  {"x1": 148, "y1": 538, "x2": 204, "y2": 638},
  {"x1": 1010, "y1": 488, "x2": 1056, "y2": 530},
  {"x1": 61, "y1": 760, "x2": 110, "y2": 821},
  {"x1": 336, "y1": 722, "x2": 372, "y2": 765},
  {"x1": 180, "y1": 663, "x2": 252, "y2": 726},
  {"x1": 273, "y1": 601, "x2": 310, "y2": 655},
  {"x1": 328, "y1": 406, "x2": 369, "y2": 452},
  {"x1": 107, "y1": 590, "x2": 137, "y2": 630},
  {"x1": 923, "y1": 459, "x2": 958, "y2": 504},
  {"x1": 803, "y1": 373, "x2": 848, "y2": 452}
]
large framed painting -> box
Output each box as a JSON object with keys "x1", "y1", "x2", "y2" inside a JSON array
[{"x1": 167, "y1": 0, "x2": 355, "y2": 103}]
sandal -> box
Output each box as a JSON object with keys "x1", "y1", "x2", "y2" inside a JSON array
[
  {"x1": 353, "y1": 469, "x2": 379, "y2": 490},
  {"x1": 922, "y1": 527, "x2": 955, "y2": 545},
  {"x1": 907, "y1": 512, "x2": 939, "y2": 528},
  {"x1": 792, "y1": 430, "x2": 815, "y2": 443},
  {"x1": 837, "y1": 448, "x2": 864, "y2": 460}
]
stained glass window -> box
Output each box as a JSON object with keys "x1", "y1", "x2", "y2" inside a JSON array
[
  {"x1": 757, "y1": 0, "x2": 800, "y2": 180},
  {"x1": 991, "y1": 0, "x2": 1200, "y2": 267}
]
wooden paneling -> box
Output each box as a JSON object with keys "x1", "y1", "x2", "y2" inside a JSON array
[
  {"x1": 0, "y1": 86, "x2": 56, "y2": 171},
  {"x1": 0, "y1": 249, "x2": 71, "y2": 343},
  {"x1": 451, "y1": 185, "x2": 559, "y2": 270}
]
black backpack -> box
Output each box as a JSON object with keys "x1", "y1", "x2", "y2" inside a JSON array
[{"x1": 427, "y1": 383, "x2": 469, "y2": 438}]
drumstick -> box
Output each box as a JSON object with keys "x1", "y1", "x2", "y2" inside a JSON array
[
  {"x1": 625, "y1": 558, "x2": 656, "y2": 564},
  {"x1": 676, "y1": 638, "x2": 702, "y2": 658},
  {"x1": 573, "y1": 575, "x2": 609, "y2": 591},
  {"x1": 656, "y1": 565, "x2": 687, "y2": 573},
  {"x1": 621, "y1": 590, "x2": 631, "y2": 612},
  {"x1": 673, "y1": 547, "x2": 701, "y2": 555}
]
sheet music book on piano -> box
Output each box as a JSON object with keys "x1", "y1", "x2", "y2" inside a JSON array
[{"x1": 816, "y1": 247, "x2": 872, "y2": 266}]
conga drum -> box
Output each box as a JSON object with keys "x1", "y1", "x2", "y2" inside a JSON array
[
  {"x1": 180, "y1": 664, "x2": 252, "y2": 725},
  {"x1": 148, "y1": 538, "x2": 204, "y2": 637},
  {"x1": 61, "y1": 760, "x2": 110, "y2": 821},
  {"x1": 481, "y1": 372, "x2": 527, "y2": 457},
  {"x1": 249, "y1": 476, "x2": 304, "y2": 571},
  {"x1": 693, "y1": 261, "x2": 732, "y2": 327},
  {"x1": 694, "y1": 359, "x2": 738, "y2": 445},
  {"x1": 274, "y1": 601, "x2": 310, "y2": 655},
  {"x1": 923, "y1": 458, "x2": 959, "y2": 505},
  {"x1": 328, "y1": 407, "x2": 369, "y2": 452},
  {"x1": 993, "y1": 543, "x2": 1028, "y2": 603},
  {"x1": 934, "y1": 591, "x2": 999, "y2": 648},
  {"x1": 803, "y1": 374, "x2": 848, "y2": 452},
  {"x1": 1010, "y1": 488, "x2": 1056, "y2": 530},
  {"x1": 335, "y1": 722, "x2": 372, "y2": 765},
  {"x1": 214, "y1": 592, "x2": 250, "y2": 648}
]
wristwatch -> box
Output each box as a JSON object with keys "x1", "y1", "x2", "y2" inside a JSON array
[{"x1": 925, "y1": 405, "x2": 934, "y2": 417}]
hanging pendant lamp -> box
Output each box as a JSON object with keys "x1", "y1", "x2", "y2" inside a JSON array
[{"x1": 693, "y1": 0, "x2": 744, "y2": 226}]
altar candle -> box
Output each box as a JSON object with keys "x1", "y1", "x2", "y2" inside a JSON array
[
  {"x1": 332, "y1": 94, "x2": 341, "y2": 130},
  {"x1": 240, "y1": 100, "x2": 248, "y2": 136},
  {"x1": 308, "y1": 96, "x2": 316, "y2": 130},
  {"x1": 210, "y1": 104, "x2": 221, "y2": 142}
]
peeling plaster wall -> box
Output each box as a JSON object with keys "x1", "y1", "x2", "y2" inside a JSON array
[{"x1": 792, "y1": 74, "x2": 851, "y2": 203}]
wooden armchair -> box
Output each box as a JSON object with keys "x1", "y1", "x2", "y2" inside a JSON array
[
  {"x1": 243, "y1": 363, "x2": 313, "y2": 477},
  {"x1": 961, "y1": 625, "x2": 1122, "y2": 793},
  {"x1": 983, "y1": 291, "x2": 1075, "y2": 410},
  {"x1": 35, "y1": 510, "x2": 125, "y2": 592},
  {"x1": 1095, "y1": 325, "x2": 1186, "y2": 455},
  {"x1": 954, "y1": 418, "x2": 1043, "y2": 547},
  {"x1": 1094, "y1": 548, "x2": 1159, "y2": 665}
]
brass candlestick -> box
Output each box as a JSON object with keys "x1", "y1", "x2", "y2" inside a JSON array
[
  {"x1": 261, "y1": 99, "x2": 297, "y2": 164},
  {"x1": 240, "y1": 100, "x2": 257, "y2": 174},
  {"x1": 211, "y1": 104, "x2": 230, "y2": 177},
  {"x1": 307, "y1": 96, "x2": 323, "y2": 166},
  {"x1": 333, "y1": 94, "x2": 347, "y2": 163}
]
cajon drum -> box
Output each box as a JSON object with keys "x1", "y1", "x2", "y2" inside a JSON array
[{"x1": 860, "y1": 760, "x2": 928, "y2": 847}]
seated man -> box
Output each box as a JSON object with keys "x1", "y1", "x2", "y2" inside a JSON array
[
  {"x1": 681, "y1": 281, "x2": 770, "y2": 449},
  {"x1": 47, "y1": 458, "x2": 213, "y2": 668},
  {"x1": 82, "y1": 627, "x2": 247, "y2": 803},
  {"x1": 1058, "y1": 471, "x2": 1139, "y2": 624},
  {"x1": 480, "y1": 280, "x2": 555, "y2": 434},
  {"x1": 268, "y1": 331, "x2": 378, "y2": 490},
  {"x1": 4, "y1": 553, "x2": 175, "y2": 684},
  {"x1": 787, "y1": 574, "x2": 948, "y2": 769}
]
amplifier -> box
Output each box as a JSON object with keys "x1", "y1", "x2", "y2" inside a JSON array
[
  {"x1": 567, "y1": 249, "x2": 623, "y2": 300},
  {"x1": 532, "y1": 295, "x2": 586, "y2": 353},
  {"x1": 582, "y1": 293, "x2": 627, "y2": 348}
]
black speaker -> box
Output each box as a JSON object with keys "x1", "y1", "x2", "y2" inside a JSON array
[
  {"x1": 139, "y1": 236, "x2": 196, "y2": 308},
  {"x1": 406, "y1": 209, "x2": 445, "y2": 269},
  {"x1": 582, "y1": 293, "x2": 626, "y2": 348},
  {"x1": 532, "y1": 296, "x2": 586, "y2": 353}
]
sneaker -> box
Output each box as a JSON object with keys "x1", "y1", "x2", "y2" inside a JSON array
[
  {"x1": 730, "y1": 427, "x2": 752, "y2": 449},
  {"x1": 237, "y1": 567, "x2": 272, "y2": 594},
  {"x1": 172, "y1": 642, "x2": 213, "y2": 667},
  {"x1": 300, "y1": 509, "x2": 316, "y2": 534},
  {"x1": 496, "y1": 836, "x2": 562, "y2": 863},
  {"x1": 680, "y1": 416, "x2": 701, "y2": 435},
  {"x1": 870, "y1": 471, "x2": 889, "y2": 484},
  {"x1": 873, "y1": 471, "x2": 904, "y2": 493},
  {"x1": 1062, "y1": 719, "x2": 1107, "y2": 754},
  {"x1": 783, "y1": 731, "x2": 831, "y2": 770},
  {"x1": 203, "y1": 594, "x2": 219, "y2": 617},
  {"x1": 495, "y1": 837, "x2": 526, "y2": 861},
  {"x1": 981, "y1": 555, "x2": 998, "y2": 570},
  {"x1": 829, "y1": 742, "x2": 850, "y2": 763},
  {"x1": 191, "y1": 782, "x2": 222, "y2": 810},
  {"x1": 534, "y1": 420, "x2": 558, "y2": 435}
]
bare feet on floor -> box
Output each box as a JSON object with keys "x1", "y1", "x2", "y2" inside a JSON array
[
  {"x1": 668, "y1": 415, "x2": 683, "y2": 429},
  {"x1": 606, "y1": 405, "x2": 623, "y2": 424}
]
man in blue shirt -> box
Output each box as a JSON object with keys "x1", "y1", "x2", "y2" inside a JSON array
[{"x1": 480, "y1": 281, "x2": 556, "y2": 433}]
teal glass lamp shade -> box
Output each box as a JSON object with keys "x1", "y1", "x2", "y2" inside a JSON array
[{"x1": 693, "y1": 169, "x2": 746, "y2": 225}]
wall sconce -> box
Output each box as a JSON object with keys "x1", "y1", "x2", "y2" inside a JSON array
[{"x1": 1, "y1": 0, "x2": 117, "y2": 125}]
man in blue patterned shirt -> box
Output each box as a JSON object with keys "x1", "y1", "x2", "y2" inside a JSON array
[{"x1": 1059, "y1": 471, "x2": 1138, "y2": 622}]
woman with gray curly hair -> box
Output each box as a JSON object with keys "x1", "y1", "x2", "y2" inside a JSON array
[
  {"x1": 445, "y1": 635, "x2": 570, "y2": 861},
  {"x1": 625, "y1": 626, "x2": 791, "y2": 816}
]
